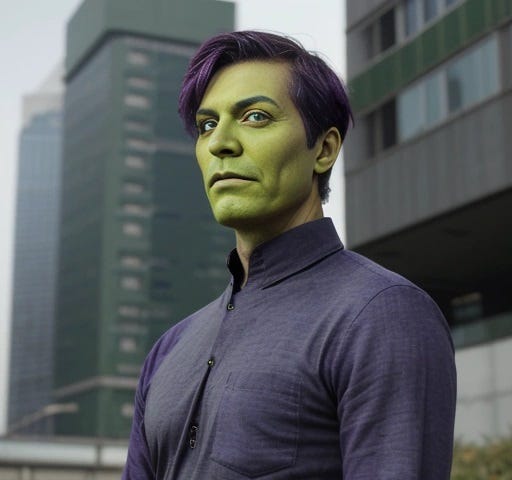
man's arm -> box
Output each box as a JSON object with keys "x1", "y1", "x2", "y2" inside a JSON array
[
  {"x1": 335, "y1": 285, "x2": 456, "y2": 479},
  {"x1": 122, "y1": 375, "x2": 154, "y2": 479}
]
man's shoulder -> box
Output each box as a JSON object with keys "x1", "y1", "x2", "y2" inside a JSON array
[
  {"x1": 333, "y1": 249, "x2": 449, "y2": 333},
  {"x1": 319, "y1": 248, "x2": 444, "y2": 323},
  {"x1": 328, "y1": 248, "x2": 417, "y2": 293}
]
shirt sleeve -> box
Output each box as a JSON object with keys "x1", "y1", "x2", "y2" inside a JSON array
[
  {"x1": 335, "y1": 285, "x2": 457, "y2": 480},
  {"x1": 122, "y1": 358, "x2": 155, "y2": 479}
]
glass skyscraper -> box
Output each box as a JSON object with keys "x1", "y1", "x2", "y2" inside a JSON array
[{"x1": 8, "y1": 67, "x2": 63, "y2": 435}]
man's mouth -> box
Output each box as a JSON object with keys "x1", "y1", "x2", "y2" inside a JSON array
[{"x1": 209, "y1": 172, "x2": 253, "y2": 188}]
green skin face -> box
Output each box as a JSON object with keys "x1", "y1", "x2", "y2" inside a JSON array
[{"x1": 195, "y1": 60, "x2": 331, "y2": 243}]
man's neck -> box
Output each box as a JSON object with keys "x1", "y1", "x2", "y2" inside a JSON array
[{"x1": 234, "y1": 203, "x2": 324, "y2": 288}]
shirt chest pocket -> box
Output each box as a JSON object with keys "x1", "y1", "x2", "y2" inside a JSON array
[{"x1": 210, "y1": 370, "x2": 301, "y2": 478}]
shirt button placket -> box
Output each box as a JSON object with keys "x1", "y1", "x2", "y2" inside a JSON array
[{"x1": 227, "y1": 302, "x2": 235, "y2": 311}]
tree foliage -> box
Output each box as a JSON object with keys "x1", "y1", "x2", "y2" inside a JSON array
[{"x1": 451, "y1": 435, "x2": 512, "y2": 480}]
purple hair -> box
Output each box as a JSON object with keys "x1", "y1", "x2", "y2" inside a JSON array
[{"x1": 178, "y1": 30, "x2": 353, "y2": 202}]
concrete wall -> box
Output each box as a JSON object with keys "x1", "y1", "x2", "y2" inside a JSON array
[
  {"x1": 455, "y1": 335, "x2": 512, "y2": 442},
  {"x1": 345, "y1": 91, "x2": 512, "y2": 246}
]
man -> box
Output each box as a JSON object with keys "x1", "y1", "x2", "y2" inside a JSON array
[{"x1": 123, "y1": 31, "x2": 456, "y2": 479}]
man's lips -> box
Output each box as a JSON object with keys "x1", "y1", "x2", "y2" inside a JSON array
[{"x1": 209, "y1": 172, "x2": 254, "y2": 188}]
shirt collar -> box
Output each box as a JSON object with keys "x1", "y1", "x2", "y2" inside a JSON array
[{"x1": 227, "y1": 217, "x2": 344, "y2": 290}]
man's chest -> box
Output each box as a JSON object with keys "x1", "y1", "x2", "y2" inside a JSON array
[{"x1": 144, "y1": 287, "x2": 347, "y2": 478}]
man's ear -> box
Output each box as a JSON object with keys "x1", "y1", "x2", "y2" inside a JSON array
[{"x1": 314, "y1": 127, "x2": 342, "y2": 174}]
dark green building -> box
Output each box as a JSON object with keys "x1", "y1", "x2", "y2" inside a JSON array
[{"x1": 54, "y1": 0, "x2": 234, "y2": 438}]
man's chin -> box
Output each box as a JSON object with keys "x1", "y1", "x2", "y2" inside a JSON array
[{"x1": 212, "y1": 208, "x2": 266, "y2": 231}]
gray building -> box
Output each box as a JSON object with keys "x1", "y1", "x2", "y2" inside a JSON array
[
  {"x1": 8, "y1": 66, "x2": 64, "y2": 435},
  {"x1": 54, "y1": 0, "x2": 234, "y2": 438},
  {"x1": 0, "y1": 437, "x2": 125, "y2": 480},
  {"x1": 345, "y1": 0, "x2": 512, "y2": 442}
]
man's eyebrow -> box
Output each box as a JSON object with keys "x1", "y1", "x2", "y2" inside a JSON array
[
  {"x1": 234, "y1": 95, "x2": 280, "y2": 111},
  {"x1": 195, "y1": 108, "x2": 217, "y2": 118},
  {"x1": 196, "y1": 95, "x2": 281, "y2": 118}
]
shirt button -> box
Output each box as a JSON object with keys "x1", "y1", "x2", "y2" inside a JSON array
[
  {"x1": 207, "y1": 358, "x2": 215, "y2": 367},
  {"x1": 227, "y1": 303, "x2": 235, "y2": 311}
]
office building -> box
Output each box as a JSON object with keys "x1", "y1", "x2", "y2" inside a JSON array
[
  {"x1": 8, "y1": 66, "x2": 63, "y2": 435},
  {"x1": 345, "y1": 0, "x2": 512, "y2": 441},
  {"x1": 54, "y1": 0, "x2": 234, "y2": 438}
]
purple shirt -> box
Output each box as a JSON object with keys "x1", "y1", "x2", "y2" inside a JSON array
[{"x1": 123, "y1": 218, "x2": 456, "y2": 479}]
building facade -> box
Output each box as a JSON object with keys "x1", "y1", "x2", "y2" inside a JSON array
[
  {"x1": 8, "y1": 67, "x2": 63, "y2": 435},
  {"x1": 0, "y1": 437, "x2": 126, "y2": 480},
  {"x1": 54, "y1": 0, "x2": 234, "y2": 438},
  {"x1": 345, "y1": 0, "x2": 512, "y2": 442}
]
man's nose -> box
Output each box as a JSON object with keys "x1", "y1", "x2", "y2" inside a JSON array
[{"x1": 208, "y1": 123, "x2": 242, "y2": 158}]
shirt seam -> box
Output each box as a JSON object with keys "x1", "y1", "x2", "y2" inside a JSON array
[{"x1": 339, "y1": 284, "x2": 428, "y2": 346}]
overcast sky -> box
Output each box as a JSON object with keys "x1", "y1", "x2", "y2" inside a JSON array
[{"x1": 0, "y1": 0, "x2": 347, "y2": 432}]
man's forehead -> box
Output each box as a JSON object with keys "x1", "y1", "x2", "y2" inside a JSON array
[{"x1": 199, "y1": 60, "x2": 292, "y2": 109}]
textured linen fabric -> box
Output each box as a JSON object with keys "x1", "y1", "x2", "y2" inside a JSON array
[{"x1": 122, "y1": 218, "x2": 456, "y2": 479}]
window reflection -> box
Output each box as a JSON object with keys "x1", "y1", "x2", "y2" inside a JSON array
[
  {"x1": 405, "y1": 0, "x2": 418, "y2": 37},
  {"x1": 425, "y1": 72, "x2": 444, "y2": 127},
  {"x1": 423, "y1": 0, "x2": 438, "y2": 23},
  {"x1": 398, "y1": 35, "x2": 499, "y2": 142},
  {"x1": 398, "y1": 84, "x2": 424, "y2": 140}
]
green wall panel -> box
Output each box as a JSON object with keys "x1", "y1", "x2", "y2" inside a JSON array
[
  {"x1": 443, "y1": 10, "x2": 462, "y2": 53},
  {"x1": 420, "y1": 24, "x2": 441, "y2": 68},
  {"x1": 400, "y1": 42, "x2": 419, "y2": 84}
]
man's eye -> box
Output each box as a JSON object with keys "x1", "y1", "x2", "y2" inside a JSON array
[
  {"x1": 197, "y1": 119, "x2": 217, "y2": 134},
  {"x1": 243, "y1": 111, "x2": 269, "y2": 123}
]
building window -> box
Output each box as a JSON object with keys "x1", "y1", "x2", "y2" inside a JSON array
[
  {"x1": 424, "y1": 72, "x2": 445, "y2": 127},
  {"x1": 120, "y1": 275, "x2": 142, "y2": 291},
  {"x1": 447, "y1": 36, "x2": 499, "y2": 114},
  {"x1": 423, "y1": 0, "x2": 438, "y2": 23},
  {"x1": 126, "y1": 77, "x2": 154, "y2": 90},
  {"x1": 405, "y1": 0, "x2": 419, "y2": 37},
  {"x1": 127, "y1": 51, "x2": 150, "y2": 66},
  {"x1": 398, "y1": 83, "x2": 424, "y2": 140},
  {"x1": 381, "y1": 99, "x2": 397, "y2": 149},
  {"x1": 124, "y1": 94, "x2": 150, "y2": 109},
  {"x1": 123, "y1": 203, "x2": 148, "y2": 217},
  {"x1": 121, "y1": 403, "x2": 135, "y2": 418},
  {"x1": 379, "y1": 9, "x2": 396, "y2": 52},
  {"x1": 123, "y1": 181, "x2": 145, "y2": 195},
  {"x1": 124, "y1": 155, "x2": 147, "y2": 170},
  {"x1": 126, "y1": 138, "x2": 154, "y2": 152},
  {"x1": 363, "y1": 98, "x2": 398, "y2": 157},
  {"x1": 403, "y1": 0, "x2": 463, "y2": 39},
  {"x1": 122, "y1": 222, "x2": 143, "y2": 237},
  {"x1": 363, "y1": 8, "x2": 397, "y2": 60},
  {"x1": 120, "y1": 255, "x2": 143, "y2": 268},
  {"x1": 119, "y1": 337, "x2": 137, "y2": 353}
]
